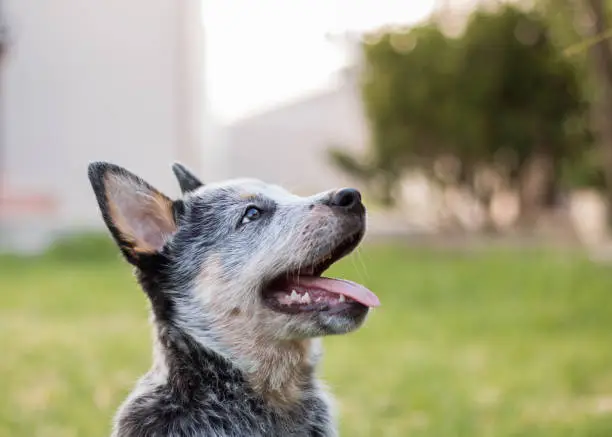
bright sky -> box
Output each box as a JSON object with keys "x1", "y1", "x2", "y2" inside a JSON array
[{"x1": 203, "y1": 0, "x2": 438, "y2": 124}]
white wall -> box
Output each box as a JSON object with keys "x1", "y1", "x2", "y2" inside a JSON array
[
  {"x1": 226, "y1": 70, "x2": 369, "y2": 195},
  {"x1": 2, "y1": 0, "x2": 206, "y2": 229}
]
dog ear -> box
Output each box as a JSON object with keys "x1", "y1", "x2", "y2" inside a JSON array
[
  {"x1": 88, "y1": 162, "x2": 178, "y2": 263},
  {"x1": 172, "y1": 162, "x2": 204, "y2": 194}
]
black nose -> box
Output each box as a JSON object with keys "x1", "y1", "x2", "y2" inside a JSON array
[{"x1": 330, "y1": 188, "x2": 363, "y2": 213}]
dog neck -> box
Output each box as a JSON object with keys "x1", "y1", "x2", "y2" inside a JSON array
[
  {"x1": 218, "y1": 324, "x2": 321, "y2": 409},
  {"x1": 149, "y1": 320, "x2": 248, "y2": 396},
  {"x1": 137, "y1": 264, "x2": 323, "y2": 411},
  {"x1": 152, "y1": 306, "x2": 322, "y2": 411}
]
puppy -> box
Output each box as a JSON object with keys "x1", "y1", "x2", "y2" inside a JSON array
[{"x1": 87, "y1": 162, "x2": 380, "y2": 437}]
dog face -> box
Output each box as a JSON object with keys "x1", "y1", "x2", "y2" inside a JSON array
[{"x1": 88, "y1": 162, "x2": 379, "y2": 344}]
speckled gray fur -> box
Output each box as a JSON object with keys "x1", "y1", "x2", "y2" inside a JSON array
[{"x1": 87, "y1": 162, "x2": 371, "y2": 437}]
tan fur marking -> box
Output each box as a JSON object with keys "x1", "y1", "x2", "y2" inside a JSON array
[
  {"x1": 104, "y1": 174, "x2": 176, "y2": 254},
  {"x1": 218, "y1": 320, "x2": 313, "y2": 410},
  {"x1": 247, "y1": 338, "x2": 313, "y2": 409},
  {"x1": 196, "y1": 263, "x2": 315, "y2": 410}
]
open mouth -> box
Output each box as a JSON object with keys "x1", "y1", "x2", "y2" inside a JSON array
[{"x1": 262, "y1": 231, "x2": 380, "y2": 314}]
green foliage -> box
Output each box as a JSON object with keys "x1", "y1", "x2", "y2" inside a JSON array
[
  {"x1": 459, "y1": 7, "x2": 587, "y2": 166},
  {"x1": 336, "y1": 5, "x2": 591, "y2": 205},
  {"x1": 327, "y1": 147, "x2": 375, "y2": 181},
  {"x1": 560, "y1": 148, "x2": 607, "y2": 190},
  {"x1": 361, "y1": 24, "x2": 463, "y2": 171}
]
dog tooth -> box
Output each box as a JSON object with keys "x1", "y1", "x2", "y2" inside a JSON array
[
  {"x1": 290, "y1": 290, "x2": 300, "y2": 302},
  {"x1": 338, "y1": 295, "x2": 346, "y2": 303},
  {"x1": 302, "y1": 292, "x2": 312, "y2": 304}
]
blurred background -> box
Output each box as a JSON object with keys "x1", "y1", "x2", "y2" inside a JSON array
[{"x1": 1, "y1": 0, "x2": 612, "y2": 436}]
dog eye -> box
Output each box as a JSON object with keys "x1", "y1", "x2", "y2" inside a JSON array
[{"x1": 241, "y1": 206, "x2": 262, "y2": 224}]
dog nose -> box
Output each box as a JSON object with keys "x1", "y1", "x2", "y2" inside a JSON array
[{"x1": 330, "y1": 188, "x2": 363, "y2": 213}]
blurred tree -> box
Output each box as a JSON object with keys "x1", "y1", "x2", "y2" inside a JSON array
[
  {"x1": 331, "y1": 5, "x2": 589, "y2": 225},
  {"x1": 331, "y1": 24, "x2": 463, "y2": 205},
  {"x1": 533, "y1": 0, "x2": 601, "y2": 192},
  {"x1": 580, "y1": 0, "x2": 612, "y2": 216},
  {"x1": 459, "y1": 6, "x2": 588, "y2": 222}
]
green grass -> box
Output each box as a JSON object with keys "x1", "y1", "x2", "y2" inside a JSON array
[{"x1": 2, "y1": 240, "x2": 612, "y2": 437}]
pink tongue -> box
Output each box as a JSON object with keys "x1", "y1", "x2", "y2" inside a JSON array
[{"x1": 290, "y1": 276, "x2": 380, "y2": 308}]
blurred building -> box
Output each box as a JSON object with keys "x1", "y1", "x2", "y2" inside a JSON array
[
  {"x1": 224, "y1": 31, "x2": 370, "y2": 195},
  {"x1": 225, "y1": 65, "x2": 368, "y2": 195},
  {"x1": 0, "y1": 0, "x2": 209, "y2": 253}
]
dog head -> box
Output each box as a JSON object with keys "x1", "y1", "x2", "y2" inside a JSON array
[{"x1": 88, "y1": 162, "x2": 379, "y2": 344}]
